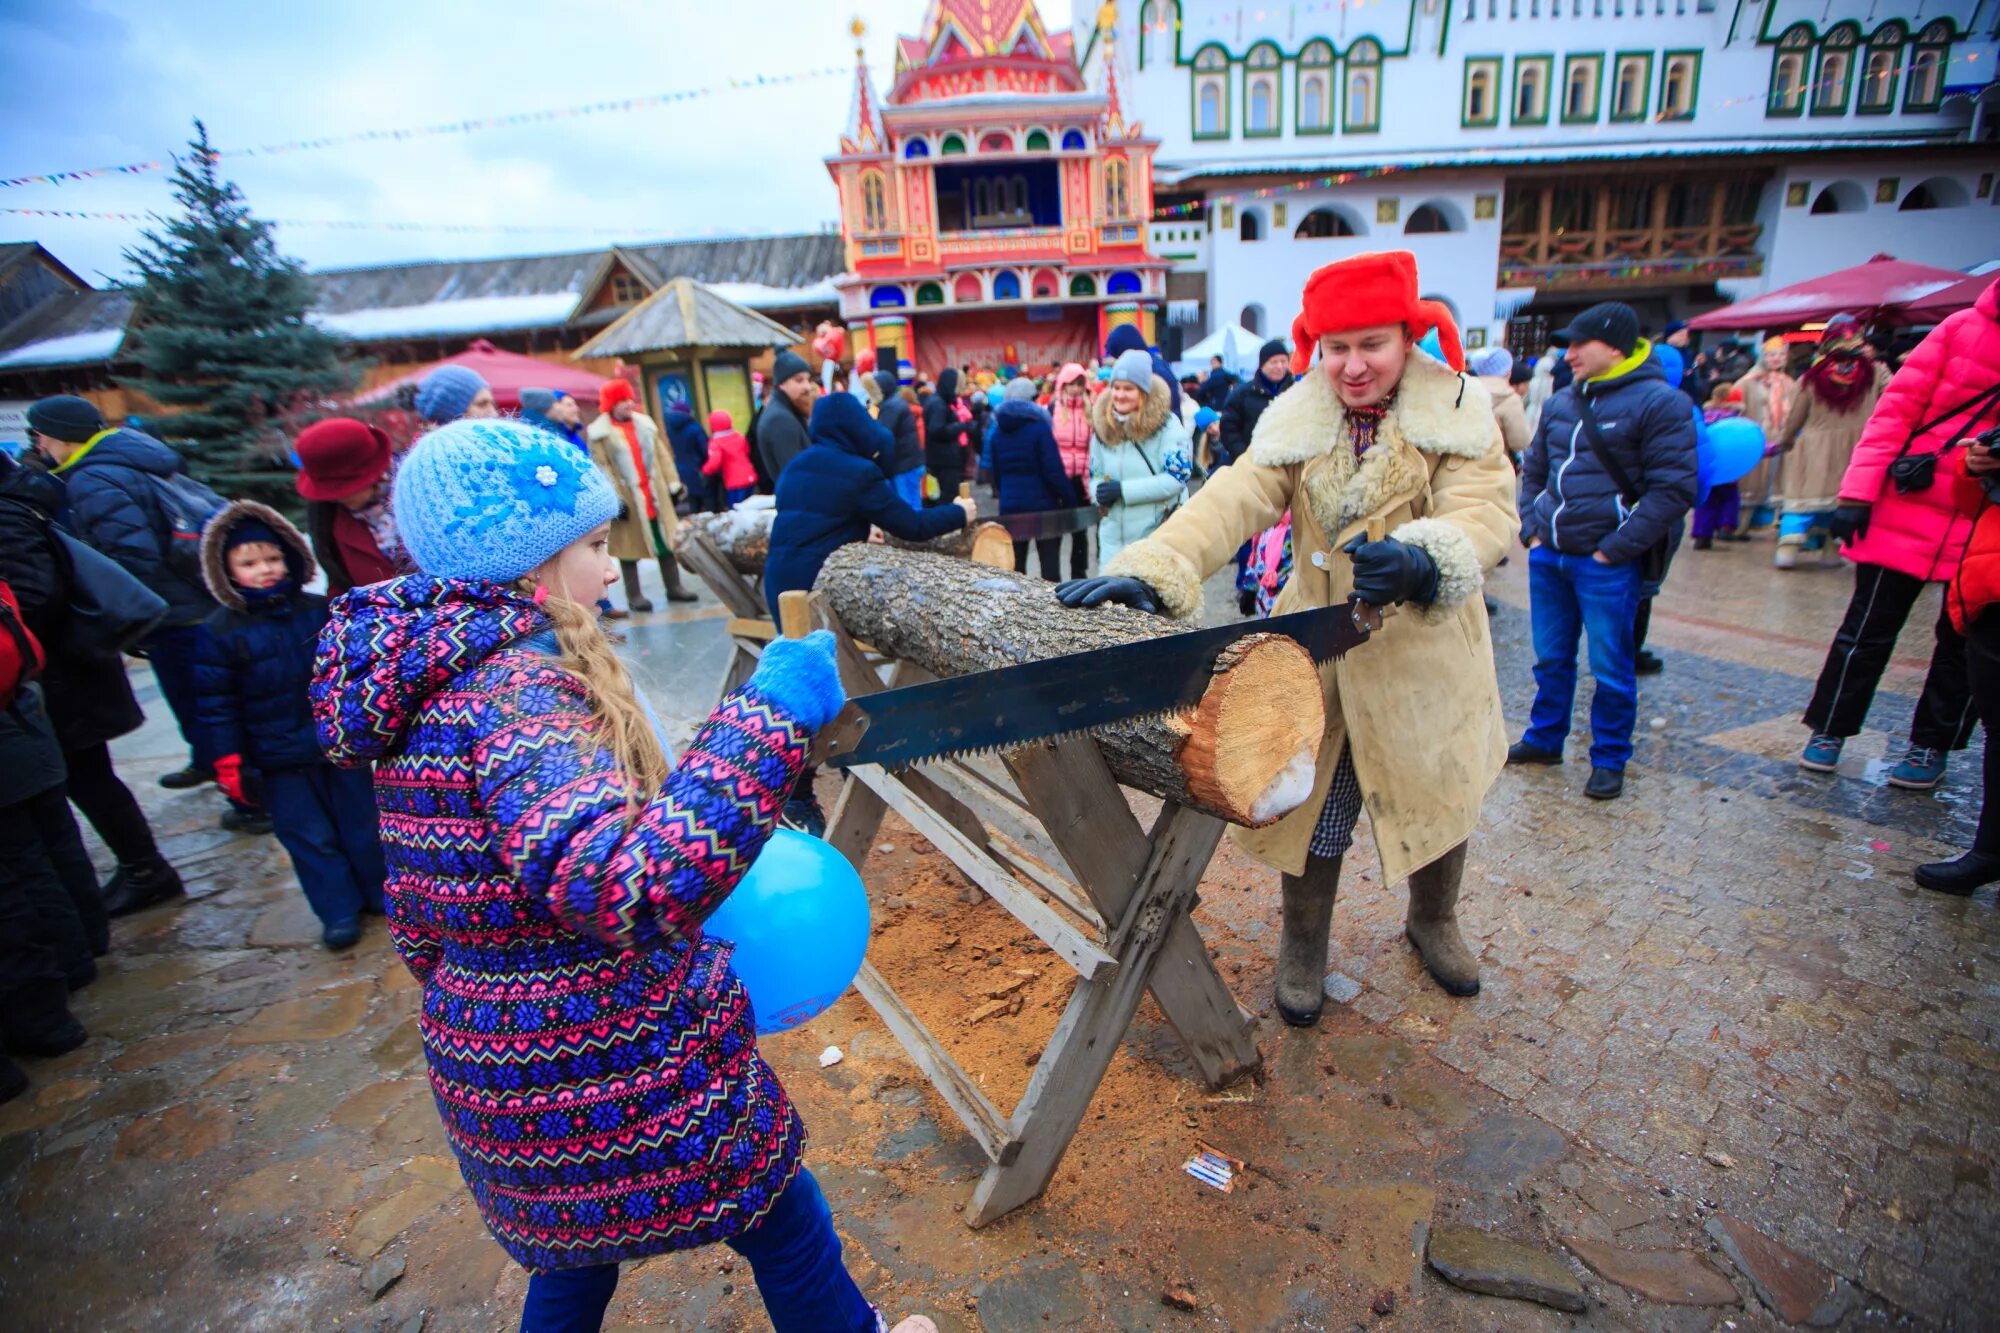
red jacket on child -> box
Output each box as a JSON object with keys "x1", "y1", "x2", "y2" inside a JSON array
[{"x1": 701, "y1": 411, "x2": 759, "y2": 491}]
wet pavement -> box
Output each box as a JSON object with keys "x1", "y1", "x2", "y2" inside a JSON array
[{"x1": 2, "y1": 537, "x2": 1995, "y2": 1331}]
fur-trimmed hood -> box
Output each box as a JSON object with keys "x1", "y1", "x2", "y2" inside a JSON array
[
  {"x1": 199, "y1": 499, "x2": 316, "y2": 612},
  {"x1": 1088, "y1": 372, "x2": 1173, "y2": 445}
]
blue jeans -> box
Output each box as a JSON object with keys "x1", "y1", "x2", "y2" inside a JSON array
[
  {"x1": 1522, "y1": 545, "x2": 1642, "y2": 770},
  {"x1": 890, "y1": 466, "x2": 925, "y2": 508},
  {"x1": 261, "y1": 764, "x2": 386, "y2": 927},
  {"x1": 143, "y1": 622, "x2": 211, "y2": 769},
  {"x1": 519, "y1": 1168, "x2": 875, "y2": 1333}
]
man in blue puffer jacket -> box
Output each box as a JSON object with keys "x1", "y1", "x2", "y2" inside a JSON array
[
  {"x1": 28, "y1": 395, "x2": 227, "y2": 799},
  {"x1": 192, "y1": 501, "x2": 384, "y2": 949},
  {"x1": 1512, "y1": 302, "x2": 1698, "y2": 801}
]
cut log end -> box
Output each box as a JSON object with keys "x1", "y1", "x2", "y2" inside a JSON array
[
  {"x1": 969, "y1": 523, "x2": 1015, "y2": 569},
  {"x1": 1177, "y1": 634, "x2": 1326, "y2": 827}
]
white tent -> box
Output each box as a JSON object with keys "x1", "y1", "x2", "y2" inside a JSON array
[{"x1": 1173, "y1": 323, "x2": 1262, "y2": 378}]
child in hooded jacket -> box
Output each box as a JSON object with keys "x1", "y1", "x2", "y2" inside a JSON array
[
  {"x1": 701, "y1": 409, "x2": 758, "y2": 507},
  {"x1": 312, "y1": 418, "x2": 936, "y2": 1333},
  {"x1": 192, "y1": 502, "x2": 385, "y2": 950}
]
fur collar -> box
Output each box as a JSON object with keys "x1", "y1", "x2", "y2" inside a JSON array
[
  {"x1": 1088, "y1": 374, "x2": 1173, "y2": 445},
  {"x1": 199, "y1": 499, "x2": 316, "y2": 613},
  {"x1": 1248, "y1": 351, "x2": 1498, "y2": 538}
]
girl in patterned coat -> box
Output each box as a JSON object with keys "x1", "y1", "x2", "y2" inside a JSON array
[{"x1": 313, "y1": 419, "x2": 932, "y2": 1333}]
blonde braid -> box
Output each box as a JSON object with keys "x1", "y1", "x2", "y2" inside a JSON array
[{"x1": 515, "y1": 581, "x2": 669, "y2": 801}]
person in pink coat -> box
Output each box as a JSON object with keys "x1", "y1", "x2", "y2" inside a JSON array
[
  {"x1": 1799, "y1": 279, "x2": 2000, "y2": 788},
  {"x1": 701, "y1": 409, "x2": 759, "y2": 507},
  {"x1": 1048, "y1": 362, "x2": 1095, "y2": 579}
]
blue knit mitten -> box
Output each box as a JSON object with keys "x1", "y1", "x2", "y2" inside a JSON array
[{"x1": 748, "y1": 630, "x2": 846, "y2": 732}]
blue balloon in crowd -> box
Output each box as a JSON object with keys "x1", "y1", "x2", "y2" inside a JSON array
[
  {"x1": 704, "y1": 829, "x2": 871, "y2": 1036},
  {"x1": 1418, "y1": 328, "x2": 1445, "y2": 363},
  {"x1": 1705, "y1": 415, "x2": 1768, "y2": 488}
]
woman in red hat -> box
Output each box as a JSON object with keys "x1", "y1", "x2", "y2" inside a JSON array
[
  {"x1": 1058, "y1": 250, "x2": 1517, "y2": 1021},
  {"x1": 294, "y1": 417, "x2": 408, "y2": 594}
]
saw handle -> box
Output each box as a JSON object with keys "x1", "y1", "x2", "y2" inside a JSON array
[
  {"x1": 1355, "y1": 516, "x2": 1398, "y2": 627},
  {"x1": 778, "y1": 590, "x2": 813, "y2": 640},
  {"x1": 959, "y1": 481, "x2": 972, "y2": 500}
]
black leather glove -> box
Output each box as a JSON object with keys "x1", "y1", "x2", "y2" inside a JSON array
[
  {"x1": 1826, "y1": 504, "x2": 1872, "y2": 544},
  {"x1": 1094, "y1": 479, "x2": 1123, "y2": 507},
  {"x1": 1341, "y1": 534, "x2": 1441, "y2": 606},
  {"x1": 1055, "y1": 576, "x2": 1162, "y2": 615}
]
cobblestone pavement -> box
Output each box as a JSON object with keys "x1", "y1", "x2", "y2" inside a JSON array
[{"x1": 0, "y1": 538, "x2": 1994, "y2": 1331}]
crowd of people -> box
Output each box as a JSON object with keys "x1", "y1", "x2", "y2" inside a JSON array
[{"x1": 0, "y1": 244, "x2": 1996, "y2": 1331}]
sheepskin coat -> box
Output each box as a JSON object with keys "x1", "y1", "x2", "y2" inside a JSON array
[
  {"x1": 1105, "y1": 351, "x2": 1517, "y2": 883},
  {"x1": 586, "y1": 410, "x2": 682, "y2": 561}
]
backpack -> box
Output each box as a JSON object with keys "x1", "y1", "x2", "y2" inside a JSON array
[
  {"x1": 145, "y1": 470, "x2": 227, "y2": 583},
  {"x1": 0, "y1": 578, "x2": 46, "y2": 710}
]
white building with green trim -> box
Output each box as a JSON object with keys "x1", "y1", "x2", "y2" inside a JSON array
[{"x1": 1079, "y1": 0, "x2": 1997, "y2": 358}]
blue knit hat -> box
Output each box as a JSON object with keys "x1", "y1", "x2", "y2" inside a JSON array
[
  {"x1": 392, "y1": 418, "x2": 620, "y2": 583},
  {"x1": 414, "y1": 365, "x2": 490, "y2": 424},
  {"x1": 1110, "y1": 348, "x2": 1155, "y2": 389}
]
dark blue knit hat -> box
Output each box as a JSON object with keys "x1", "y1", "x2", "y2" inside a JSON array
[{"x1": 223, "y1": 517, "x2": 283, "y2": 554}]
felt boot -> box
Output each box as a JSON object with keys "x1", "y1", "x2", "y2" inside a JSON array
[
  {"x1": 620, "y1": 562, "x2": 654, "y2": 613},
  {"x1": 1276, "y1": 854, "x2": 1341, "y2": 1027},
  {"x1": 661, "y1": 553, "x2": 698, "y2": 603},
  {"x1": 1405, "y1": 841, "x2": 1480, "y2": 997}
]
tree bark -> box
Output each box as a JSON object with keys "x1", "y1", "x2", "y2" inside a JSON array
[
  {"x1": 815, "y1": 545, "x2": 1325, "y2": 828},
  {"x1": 681, "y1": 507, "x2": 1012, "y2": 575}
]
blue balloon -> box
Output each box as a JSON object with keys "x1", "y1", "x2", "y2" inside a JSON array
[
  {"x1": 1705, "y1": 415, "x2": 1768, "y2": 488},
  {"x1": 704, "y1": 829, "x2": 871, "y2": 1036}
]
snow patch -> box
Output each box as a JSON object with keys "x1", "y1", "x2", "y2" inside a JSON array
[
  {"x1": 311, "y1": 292, "x2": 579, "y2": 340},
  {"x1": 705, "y1": 280, "x2": 841, "y2": 310},
  {"x1": 1249, "y1": 746, "x2": 1319, "y2": 824},
  {"x1": 0, "y1": 328, "x2": 124, "y2": 369}
]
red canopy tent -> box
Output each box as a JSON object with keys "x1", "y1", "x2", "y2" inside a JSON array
[
  {"x1": 1687, "y1": 254, "x2": 1977, "y2": 331},
  {"x1": 351, "y1": 339, "x2": 614, "y2": 413},
  {"x1": 1901, "y1": 271, "x2": 1999, "y2": 323}
]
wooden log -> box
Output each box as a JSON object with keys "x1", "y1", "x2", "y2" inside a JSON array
[
  {"x1": 814, "y1": 545, "x2": 1326, "y2": 828},
  {"x1": 681, "y1": 505, "x2": 1012, "y2": 573}
]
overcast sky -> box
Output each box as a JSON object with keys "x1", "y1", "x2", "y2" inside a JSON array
[{"x1": 2, "y1": 0, "x2": 1075, "y2": 285}]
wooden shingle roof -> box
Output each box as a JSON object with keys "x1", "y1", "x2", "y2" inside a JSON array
[{"x1": 574, "y1": 278, "x2": 798, "y2": 359}]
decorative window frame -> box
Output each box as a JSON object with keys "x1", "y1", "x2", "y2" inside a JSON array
[
  {"x1": 1609, "y1": 51, "x2": 1654, "y2": 124},
  {"x1": 1244, "y1": 43, "x2": 1283, "y2": 138},
  {"x1": 1344, "y1": 39, "x2": 1383, "y2": 133},
  {"x1": 1462, "y1": 56, "x2": 1503, "y2": 129},
  {"x1": 1811, "y1": 27, "x2": 1858, "y2": 117},
  {"x1": 1904, "y1": 24, "x2": 1951, "y2": 112},
  {"x1": 1768, "y1": 29, "x2": 1811, "y2": 118},
  {"x1": 1561, "y1": 54, "x2": 1603, "y2": 125},
  {"x1": 859, "y1": 169, "x2": 890, "y2": 232},
  {"x1": 1192, "y1": 45, "x2": 1230, "y2": 140},
  {"x1": 1659, "y1": 50, "x2": 1700, "y2": 121},
  {"x1": 1102, "y1": 156, "x2": 1132, "y2": 220},
  {"x1": 1511, "y1": 54, "x2": 1553, "y2": 126},
  {"x1": 1297, "y1": 41, "x2": 1335, "y2": 136}
]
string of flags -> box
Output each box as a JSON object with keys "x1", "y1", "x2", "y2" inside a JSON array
[
  {"x1": 0, "y1": 206, "x2": 840, "y2": 241},
  {"x1": 1151, "y1": 162, "x2": 1409, "y2": 218},
  {"x1": 0, "y1": 66, "x2": 846, "y2": 190}
]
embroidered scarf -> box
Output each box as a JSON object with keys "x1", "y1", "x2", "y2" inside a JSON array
[{"x1": 1345, "y1": 390, "x2": 1398, "y2": 458}]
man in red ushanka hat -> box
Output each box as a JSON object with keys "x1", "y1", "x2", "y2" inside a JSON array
[{"x1": 1058, "y1": 250, "x2": 1516, "y2": 1020}]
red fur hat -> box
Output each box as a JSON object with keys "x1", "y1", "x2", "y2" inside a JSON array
[
  {"x1": 1289, "y1": 249, "x2": 1464, "y2": 376},
  {"x1": 599, "y1": 378, "x2": 638, "y2": 412}
]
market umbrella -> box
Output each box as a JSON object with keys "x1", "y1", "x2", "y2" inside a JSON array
[
  {"x1": 1900, "y1": 271, "x2": 1998, "y2": 323},
  {"x1": 1687, "y1": 254, "x2": 1974, "y2": 331},
  {"x1": 351, "y1": 338, "x2": 610, "y2": 412}
]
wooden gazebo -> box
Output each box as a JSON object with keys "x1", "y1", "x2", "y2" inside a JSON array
[{"x1": 573, "y1": 278, "x2": 800, "y2": 431}]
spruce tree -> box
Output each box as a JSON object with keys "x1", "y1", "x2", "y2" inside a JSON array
[{"x1": 118, "y1": 121, "x2": 351, "y2": 504}]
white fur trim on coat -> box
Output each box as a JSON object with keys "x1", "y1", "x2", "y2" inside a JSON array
[
  {"x1": 1391, "y1": 516, "x2": 1483, "y2": 623},
  {"x1": 1247, "y1": 350, "x2": 1494, "y2": 469}
]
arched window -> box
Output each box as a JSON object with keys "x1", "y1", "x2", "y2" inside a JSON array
[
  {"x1": 1240, "y1": 303, "x2": 1265, "y2": 336},
  {"x1": 869, "y1": 285, "x2": 906, "y2": 309},
  {"x1": 1814, "y1": 28, "x2": 1857, "y2": 114},
  {"x1": 860, "y1": 172, "x2": 888, "y2": 232},
  {"x1": 903, "y1": 137, "x2": 930, "y2": 159},
  {"x1": 1612, "y1": 54, "x2": 1649, "y2": 121},
  {"x1": 1299, "y1": 41, "x2": 1333, "y2": 132},
  {"x1": 1907, "y1": 24, "x2": 1950, "y2": 110},
  {"x1": 1061, "y1": 128, "x2": 1088, "y2": 151},
  {"x1": 1860, "y1": 51, "x2": 1895, "y2": 110},
  {"x1": 1245, "y1": 43, "x2": 1279, "y2": 135},
  {"x1": 1069, "y1": 274, "x2": 1097, "y2": 297},
  {"x1": 940, "y1": 132, "x2": 967, "y2": 155},
  {"x1": 1769, "y1": 26, "x2": 1811, "y2": 115},
  {"x1": 1465, "y1": 62, "x2": 1497, "y2": 126},
  {"x1": 1138, "y1": 1, "x2": 1173, "y2": 69},
  {"x1": 993, "y1": 271, "x2": 1022, "y2": 301},
  {"x1": 1515, "y1": 61, "x2": 1546, "y2": 122},
  {"x1": 1901, "y1": 177, "x2": 1970, "y2": 211},
  {"x1": 1025, "y1": 128, "x2": 1051, "y2": 151},
  {"x1": 1033, "y1": 271, "x2": 1058, "y2": 298},
  {"x1": 974, "y1": 179, "x2": 993, "y2": 216},
  {"x1": 1660, "y1": 54, "x2": 1697, "y2": 120},
  {"x1": 1809, "y1": 181, "x2": 1867, "y2": 214},
  {"x1": 1239, "y1": 206, "x2": 1263, "y2": 242},
  {"x1": 915, "y1": 282, "x2": 944, "y2": 305},
  {"x1": 953, "y1": 273, "x2": 983, "y2": 303},
  {"x1": 1195, "y1": 46, "x2": 1229, "y2": 138},
  {"x1": 1106, "y1": 271, "x2": 1143, "y2": 296},
  {"x1": 1564, "y1": 55, "x2": 1600, "y2": 122},
  {"x1": 1103, "y1": 158, "x2": 1131, "y2": 219},
  {"x1": 1346, "y1": 41, "x2": 1381, "y2": 131},
  {"x1": 1405, "y1": 203, "x2": 1457, "y2": 234},
  {"x1": 1294, "y1": 206, "x2": 1357, "y2": 239},
  {"x1": 979, "y1": 130, "x2": 1013, "y2": 153}
]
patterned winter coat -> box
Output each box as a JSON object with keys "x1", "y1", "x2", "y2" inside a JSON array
[{"x1": 312, "y1": 577, "x2": 810, "y2": 1271}]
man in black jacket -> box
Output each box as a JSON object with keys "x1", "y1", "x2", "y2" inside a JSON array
[
  {"x1": 873, "y1": 368, "x2": 925, "y2": 506},
  {"x1": 1511, "y1": 302, "x2": 1697, "y2": 801},
  {"x1": 921, "y1": 367, "x2": 973, "y2": 503},
  {"x1": 1201, "y1": 355, "x2": 1240, "y2": 409},
  {"x1": 1218, "y1": 339, "x2": 1294, "y2": 466},
  {"x1": 754, "y1": 350, "x2": 814, "y2": 482}
]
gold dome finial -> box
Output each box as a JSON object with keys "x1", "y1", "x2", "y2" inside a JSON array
[
  {"x1": 1096, "y1": 1, "x2": 1118, "y2": 34},
  {"x1": 850, "y1": 16, "x2": 867, "y2": 41}
]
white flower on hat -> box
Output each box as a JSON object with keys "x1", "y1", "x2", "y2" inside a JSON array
[{"x1": 535, "y1": 464, "x2": 558, "y2": 486}]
